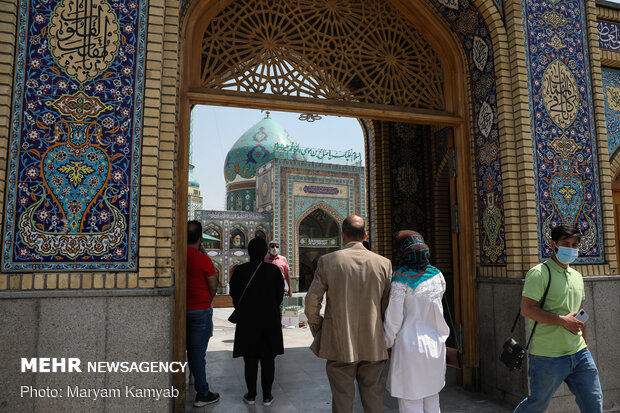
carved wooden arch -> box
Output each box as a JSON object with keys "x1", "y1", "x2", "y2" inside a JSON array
[
  {"x1": 181, "y1": 0, "x2": 468, "y2": 123},
  {"x1": 176, "y1": 0, "x2": 483, "y2": 399},
  {"x1": 195, "y1": 0, "x2": 445, "y2": 110}
]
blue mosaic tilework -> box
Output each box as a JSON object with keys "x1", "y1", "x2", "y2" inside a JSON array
[
  {"x1": 597, "y1": 20, "x2": 620, "y2": 52},
  {"x1": 227, "y1": 188, "x2": 256, "y2": 211},
  {"x1": 224, "y1": 117, "x2": 305, "y2": 184},
  {"x1": 270, "y1": 158, "x2": 366, "y2": 275},
  {"x1": 197, "y1": 212, "x2": 270, "y2": 283},
  {"x1": 522, "y1": 0, "x2": 604, "y2": 262},
  {"x1": 2, "y1": 0, "x2": 147, "y2": 270},
  {"x1": 432, "y1": 0, "x2": 506, "y2": 265},
  {"x1": 294, "y1": 197, "x2": 349, "y2": 221},
  {"x1": 602, "y1": 68, "x2": 620, "y2": 157}
]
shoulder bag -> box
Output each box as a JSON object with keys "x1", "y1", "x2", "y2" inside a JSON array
[
  {"x1": 499, "y1": 262, "x2": 552, "y2": 371},
  {"x1": 228, "y1": 262, "x2": 262, "y2": 324}
]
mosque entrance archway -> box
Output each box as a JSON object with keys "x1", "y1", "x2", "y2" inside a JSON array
[
  {"x1": 176, "y1": 0, "x2": 485, "y2": 406},
  {"x1": 297, "y1": 208, "x2": 342, "y2": 292}
]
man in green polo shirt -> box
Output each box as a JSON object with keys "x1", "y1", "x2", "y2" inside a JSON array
[{"x1": 514, "y1": 224, "x2": 603, "y2": 413}]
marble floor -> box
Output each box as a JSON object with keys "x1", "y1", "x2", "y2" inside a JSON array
[{"x1": 186, "y1": 307, "x2": 513, "y2": 413}]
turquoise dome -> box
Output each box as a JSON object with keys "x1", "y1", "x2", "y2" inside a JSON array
[{"x1": 224, "y1": 116, "x2": 305, "y2": 183}]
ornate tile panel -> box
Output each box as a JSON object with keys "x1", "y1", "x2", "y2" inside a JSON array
[
  {"x1": 432, "y1": 0, "x2": 507, "y2": 264},
  {"x1": 522, "y1": 0, "x2": 604, "y2": 262},
  {"x1": 602, "y1": 67, "x2": 620, "y2": 157},
  {"x1": 390, "y1": 123, "x2": 427, "y2": 237},
  {"x1": 3, "y1": 0, "x2": 148, "y2": 270},
  {"x1": 597, "y1": 20, "x2": 620, "y2": 52},
  {"x1": 294, "y1": 197, "x2": 348, "y2": 222}
]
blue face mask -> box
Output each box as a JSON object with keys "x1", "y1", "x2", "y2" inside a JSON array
[{"x1": 556, "y1": 246, "x2": 579, "y2": 265}]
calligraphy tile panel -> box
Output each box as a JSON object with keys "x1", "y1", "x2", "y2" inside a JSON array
[
  {"x1": 522, "y1": 0, "x2": 604, "y2": 262},
  {"x1": 390, "y1": 123, "x2": 428, "y2": 241},
  {"x1": 602, "y1": 68, "x2": 620, "y2": 157},
  {"x1": 598, "y1": 20, "x2": 620, "y2": 52},
  {"x1": 2, "y1": 0, "x2": 147, "y2": 271},
  {"x1": 433, "y1": 0, "x2": 507, "y2": 265}
]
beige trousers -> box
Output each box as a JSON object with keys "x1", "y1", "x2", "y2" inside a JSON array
[{"x1": 325, "y1": 359, "x2": 386, "y2": 413}]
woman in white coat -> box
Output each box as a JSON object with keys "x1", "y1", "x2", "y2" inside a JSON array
[{"x1": 384, "y1": 230, "x2": 450, "y2": 413}]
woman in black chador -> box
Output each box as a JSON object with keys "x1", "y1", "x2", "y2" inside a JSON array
[{"x1": 230, "y1": 237, "x2": 284, "y2": 406}]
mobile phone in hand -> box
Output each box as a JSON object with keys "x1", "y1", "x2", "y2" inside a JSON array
[{"x1": 575, "y1": 308, "x2": 589, "y2": 323}]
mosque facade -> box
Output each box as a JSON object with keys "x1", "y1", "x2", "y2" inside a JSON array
[{"x1": 196, "y1": 115, "x2": 366, "y2": 295}]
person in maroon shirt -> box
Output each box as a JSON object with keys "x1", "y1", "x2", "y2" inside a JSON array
[{"x1": 186, "y1": 220, "x2": 219, "y2": 407}]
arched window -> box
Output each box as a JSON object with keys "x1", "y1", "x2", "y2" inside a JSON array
[
  {"x1": 255, "y1": 229, "x2": 267, "y2": 240},
  {"x1": 203, "y1": 226, "x2": 221, "y2": 249}
]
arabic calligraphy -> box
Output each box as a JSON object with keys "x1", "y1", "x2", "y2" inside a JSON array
[
  {"x1": 598, "y1": 20, "x2": 620, "y2": 51},
  {"x1": 478, "y1": 101, "x2": 493, "y2": 138},
  {"x1": 48, "y1": 0, "x2": 120, "y2": 83},
  {"x1": 274, "y1": 142, "x2": 362, "y2": 164},
  {"x1": 473, "y1": 37, "x2": 488, "y2": 71},
  {"x1": 542, "y1": 59, "x2": 579, "y2": 130},
  {"x1": 606, "y1": 85, "x2": 620, "y2": 111}
]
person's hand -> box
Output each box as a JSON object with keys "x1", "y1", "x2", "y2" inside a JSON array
[
  {"x1": 560, "y1": 312, "x2": 585, "y2": 335},
  {"x1": 287, "y1": 289, "x2": 293, "y2": 298}
]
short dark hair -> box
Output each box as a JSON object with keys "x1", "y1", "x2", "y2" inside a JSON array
[
  {"x1": 551, "y1": 224, "x2": 582, "y2": 243},
  {"x1": 342, "y1": 217, "x2": 365, "y2": 240},
  {"x1": 188, "y1": 220, "x2": 202, "y2": 244}
]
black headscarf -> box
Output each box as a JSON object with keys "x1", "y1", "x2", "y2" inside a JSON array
[{"x1": 248, "y1": 237, "x2": 268, "y2": 263}]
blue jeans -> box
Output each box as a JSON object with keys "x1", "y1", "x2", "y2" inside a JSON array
[
  {"x1": 186, "y1": 308, "x2": 213, "y2": 396},
  {"x1": 514, "y1": 348, "x2": 603, "y2": 413}
]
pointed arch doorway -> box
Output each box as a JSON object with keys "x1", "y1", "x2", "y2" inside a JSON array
[
  {"x1": 175, "y1": 0, "x2": 479, "y2": 408},
  {"x1": 297, "y1": 206, "x2": 343, "y2": 292}
]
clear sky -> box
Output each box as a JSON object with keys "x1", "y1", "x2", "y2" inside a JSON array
[{"x1": 190, "y1": 106, "x2": 365, "y2": 210}]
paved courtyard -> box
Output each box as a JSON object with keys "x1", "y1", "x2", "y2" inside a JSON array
[{"x1": 186, "y1": 307, "x2": 513, "y2": 412}]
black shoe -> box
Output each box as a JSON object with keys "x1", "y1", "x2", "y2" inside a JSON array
[
  {"x1": 243, "y1": 393, "x2": 256, "y2": 405},
  {"x1": 193, "y1": 391, "x2": 220, "y2": 407},
  {"x1": 263, "y1": 395, "x2": 274, "y2": 406}
]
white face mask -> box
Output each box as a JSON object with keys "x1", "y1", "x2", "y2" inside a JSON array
[{"x1": 269, "y1": 247, "x2": 279, "y2": 255}]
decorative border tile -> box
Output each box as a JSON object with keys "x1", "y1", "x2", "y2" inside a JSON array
[
  {"x1": 433, "y1": 0, "x2": 507, "y2": 265},
  {"x1": 602, "y1": 67, "x2": 620, "y2": 157}
]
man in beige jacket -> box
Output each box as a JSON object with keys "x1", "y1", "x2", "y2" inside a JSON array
[{"x1": 305, "y1": 215, "x2": 392, "y2": 413}]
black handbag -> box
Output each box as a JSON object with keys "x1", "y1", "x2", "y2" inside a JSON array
[
  {"x1": 228, "y1": 263, "x2": 261, "y2": 324},
  {"x1": 499, "y1": 263, "x2": 552, "y2": 371}
]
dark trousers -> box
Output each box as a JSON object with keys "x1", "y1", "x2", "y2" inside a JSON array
[{"x1": 244, "y1": 356, "x2": 275, "y2": 399}]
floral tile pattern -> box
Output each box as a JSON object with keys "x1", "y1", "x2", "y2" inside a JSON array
[
  {"x1": 522, "y1": 0, "x2": 604, "y2": 262},
  {"x1": 2, "y1": 0, "x2": 147, "y2": 270},
  {"x1": 433, "y1": 0, "x2": 507, "y2": 265}
]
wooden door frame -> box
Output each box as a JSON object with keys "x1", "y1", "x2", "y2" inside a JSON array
[{"x1": 174, "y1": 0, "x2": 479, "y2": 409}]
